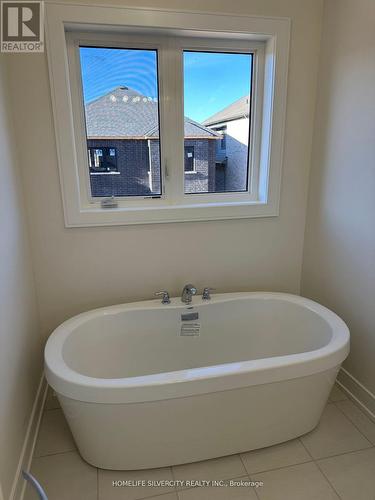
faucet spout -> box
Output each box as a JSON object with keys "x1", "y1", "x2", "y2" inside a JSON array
[{"x1": 181, "y1": 284, "x2": 197, "y2": 304}]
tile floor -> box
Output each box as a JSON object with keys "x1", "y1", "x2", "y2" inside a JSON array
[{"x1": 24, "y1": 384, "x2": 375, "y2": 500}]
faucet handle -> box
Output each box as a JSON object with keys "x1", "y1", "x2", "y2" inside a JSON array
[
  {"x1": 155, "y1": 290, "x2": 171, "y2": 304},
  {"x1": 202, "y1": 287, "x2": 216, "y2": 300}
]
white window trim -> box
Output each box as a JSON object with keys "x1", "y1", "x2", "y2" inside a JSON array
[
  {"x1": 89, "y1": 172, "x2": 121, "y2": 176},
  {"x1": 45, "y1": 3, "x2": 290, "y2": 227}
]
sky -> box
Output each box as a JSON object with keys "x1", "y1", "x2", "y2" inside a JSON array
[{"x1": 80, "y1": 47, "x2": 252, "y2": 123}]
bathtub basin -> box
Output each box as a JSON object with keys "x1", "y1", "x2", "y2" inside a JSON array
[{"x1": 45, "y1": 292, "x2": 350, "y2": 470}]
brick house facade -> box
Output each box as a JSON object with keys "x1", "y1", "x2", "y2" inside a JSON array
[{"x1": 85, "y1": 87, "x2": 219, "y2": 198}]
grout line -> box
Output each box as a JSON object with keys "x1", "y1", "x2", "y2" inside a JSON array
[
  {"x1": 247, "y1": 474, "x2": 262, "y2": 500},
  {"x1": 314, "y1": 459, "x2": 343, "y2": 500},
  {"x1": 247, "y1": 456, "x2": 314, "y2": 477},
  {"x1": 298, "y1": 440, "x2": 343, "y2": 500},
  {"x1": 238, "y1": 452, "x2": 249, "y2": 475},
  {"x1": 170, "y1": 462, "x2": 178, "y2": 492},
  {"x1": 170, "y1": 465, "x2": 183, "y2": 499},
  {"x1": 300, "y1": 437, "x2": 373, "y2": 462},
  {"x1": 314, "y1": 445, "x2": 375, "y2": 463},
  {"x1": 333, "y1": 400, "x2": 375, "y2": 444},
  {"x1": 238, "y1": 453, "x2": 262, "y2": 500},
  {"x1": 298, "y1": 437, "x2": 314, "y2": 460}
]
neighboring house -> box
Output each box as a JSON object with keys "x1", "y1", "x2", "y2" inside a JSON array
[
  {"x1": 203, "y1": 95, "x2": 250, "y2": 192},
  {"x1": 85, "y1": 86, "x2": 219, "y2": 197}
]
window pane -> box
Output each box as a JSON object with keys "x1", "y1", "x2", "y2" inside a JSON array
[
  {"x1": 79, "y1": 47, "x2": 162, "y2": 198},
  {"x1": 183, "y1": 51, "x2": 252, "y2": 194},
  {"x1": 184, "y1": 145, "x2": 195, "y2": 172}
]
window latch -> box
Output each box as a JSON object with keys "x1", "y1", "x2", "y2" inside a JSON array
[{"x1": 164, "y1": 161, "x2": 170, "y2": 180}]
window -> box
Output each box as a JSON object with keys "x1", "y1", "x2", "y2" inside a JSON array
[
  {"x1": 213, "y1": 126, "x2": 227, "y2": 150},
  {"x1": 80, "y1": 46, "x2": 162, "y2": 198},
  {"x1": 221, "y1": 132, "x2": 226, "y2": 151},
  {"x1": 88, "y1": 147, "x2": 117, "y2": 172},
  {"x1": 183, "y1": 51, "x2": 252, "y2": 194},
  {"x1": 184, "y1": 146, "x2": 195, "y2": 173},
  {"x1": 46, "y1": 4, "x2": 290, "y2": 226}
]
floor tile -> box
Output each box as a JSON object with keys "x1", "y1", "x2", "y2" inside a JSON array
[
  {"x1": 24, "y1": 450, "x2": 97, "y2": 500},
  {"x1": 329, "y1": 384, "x2": 348, "y2": 402},
  {"x1": 98, "y1": 466, "x2": 174, "y2": 500},
  {"x1": 318, "y1": 448, "x2": 375, "y2": 500},
  {"x1": 148, "y1": 495, "x2": 178, "y2": 500},
  {"x1": 300, "y1": 403, "x2": 371, "y2": 459},
  {"x1": 336, "y1": 399, "x2": 375, "y2": 445},
  {"x1": 172, "y1": 455, "x2": 246, "y2": 489},
  {"x1": 34, "y1": 408, "x2": 75, "y2": 457},
  {"x1": 44, "y1": 386, "x2": 61, "y2": 410},
  {"x1": 253, "y1": 461, "x2": 339, "y2": 500},
  {"x1": 240, "y1": 438, "x2": 311, "y2": 474},
  {"x1": 177, "y1": 477, "x2": 258, "y2": 499}
]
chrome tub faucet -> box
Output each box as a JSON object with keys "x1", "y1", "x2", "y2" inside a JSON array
[{"x1": 181, "y1": 284, "x2": 197, "y2": 304}]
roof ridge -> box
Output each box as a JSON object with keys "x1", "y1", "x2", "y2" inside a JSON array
[
  {"x1": 203, "y1": 94, "x2": 250, "y2": 125},
  {"x1": 85, "y1": 90, "x2": 221, "y2": 138},
  {"x1": 185, "y1": 117, "x2": 220, "y2": 137},
  {"x1": 86, "y1": 86, "x2": 143, "y2": 106}
]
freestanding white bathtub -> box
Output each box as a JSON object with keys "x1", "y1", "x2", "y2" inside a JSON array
[{"x1": 45, "y1": 292, "x2": 349, "y2": 470}]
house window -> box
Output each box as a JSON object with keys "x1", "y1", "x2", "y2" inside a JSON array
[
  {"x1": 213, "y1": 126, "x2": 227, "y2": 150},
  {"x1": 221, "y1": 133, "x2": 226, "y2": 151},
  {"x1": 88, "y1": 147, "x2": 117, "y2": 172},
  {"x1": 184, "y1": 146, "x2": 195, "y2": 172},
  {"x1": 46, "y1": 4, "x2": 290, "y2": 225}
]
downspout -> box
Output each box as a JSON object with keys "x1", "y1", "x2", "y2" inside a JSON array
[{"x1": 147, "y1": 139, "x2": 153, "y2": 192}]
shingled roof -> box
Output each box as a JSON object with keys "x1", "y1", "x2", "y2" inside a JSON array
[
  {"x1": 202, "y1": 95, "x2": 250, "y2": 127},
  {"x1": 85, "y1": 87, "x2": 219, "y2": 139}
]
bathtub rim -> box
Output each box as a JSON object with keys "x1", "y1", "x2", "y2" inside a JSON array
[{"x1": 44, "y1": 292, "x2": 350, "y2": 404}]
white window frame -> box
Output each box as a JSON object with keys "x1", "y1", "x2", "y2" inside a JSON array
[{"x1": 45, "y1": 4, "x2": 290, "y2": 227}]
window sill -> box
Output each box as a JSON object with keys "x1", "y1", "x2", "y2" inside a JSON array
[
  {"x1": 89, "y1": 171, "x2": 121, "y2": 175},
  {"x1": 64, "y1": 199, "x2": 278, "y2": 227}
]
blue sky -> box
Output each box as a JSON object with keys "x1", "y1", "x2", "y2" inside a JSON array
[{"x1": 80, "y1": 47, "x2": 252, "y2": 123}]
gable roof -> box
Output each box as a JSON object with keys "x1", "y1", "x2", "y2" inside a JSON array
[
  {"x1": 202, "y1": 95, "x2": 250, "y2": 127},
  {"x1": 85, "y1": 87, "x2": 219, "y2": 139}
]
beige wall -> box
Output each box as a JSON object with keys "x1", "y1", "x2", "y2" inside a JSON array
[
  {"x1": 302, "y1": 0, "x2": 375, "y2": 393},
  {"x1": 6, "y1": 0, "x2": 324, "y2": 338},
  {"x1": 0, "y1": 55, "x2": 42, "y2": 500}
]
